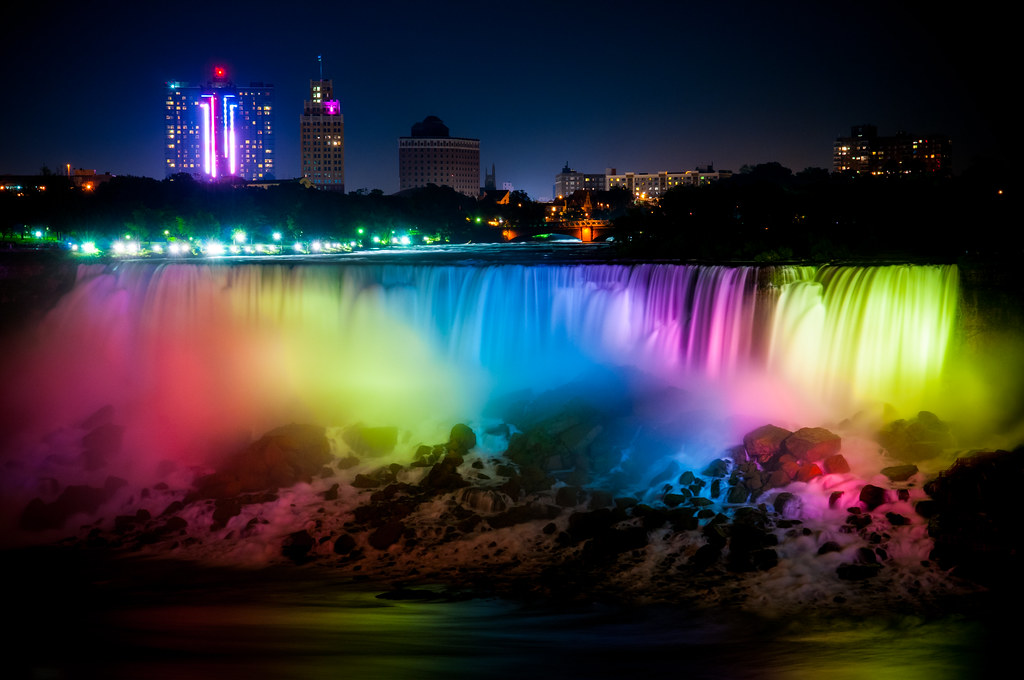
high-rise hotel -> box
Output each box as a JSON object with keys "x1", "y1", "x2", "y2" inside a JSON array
[
  {"x1": 164, "y1": 67, "x2": 274, "y2": 181},
  {"x1": 300, "y1": 79, "x2": 345, "y2": 191},
  {"x1": 398, "y1": 116, "x2": 480, "y2": 197}
]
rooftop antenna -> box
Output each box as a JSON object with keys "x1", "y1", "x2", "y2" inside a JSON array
[{"x1": 318, "y1": 54, "x2": 323, "y2": 81}]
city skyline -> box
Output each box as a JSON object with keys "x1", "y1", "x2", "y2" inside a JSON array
[{"x1": 0, "y1": 1, "x2": 1011, "y2": 199}]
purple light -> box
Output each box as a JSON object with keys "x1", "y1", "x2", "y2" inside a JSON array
[
  {"x1": 200, "y1": 94, "x2": 218, "y2": 178},
  {"x1": 324, "y1": 100, "x2": 340, "y2": 115}
]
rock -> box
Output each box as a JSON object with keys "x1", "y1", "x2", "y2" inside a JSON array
[
  {"x1": 702, "y1": 459, "x2": 730, "y2": 478},
  {"x1": 794, "y1": 464, "x2": 823, "y2": 482},
  {"x1": 18, "y1": 477, "x2": 125, "y2": 531},
  {"x1": 859, "y1": 484, "x2": 887, "y2": 510},
  {"x1": 282, "y1": 530, "x2": 315, "y2": 562},
  {"x1": 877, "y1": 411, "x2": 954, "y2": 462},
  {"x1": 448, "y1": 424, "x2": 477, "y2": 453},
  {"x1": 837, "y1": 562, "x2": 882, "y2": 580},
  {"x1": 886, "y1": 512, "x2": 910, "y2": 526},
  {"x1": 773, "y1": 492, "x2": 801, "y2": 517},
  {"x1": 924, "y1": 448, "x2": 1024, "y2": 586},
  {"x1": 555, "y1": 486, "x2": 584, "y2": 507},
  {"x1": 588, "y1": 490, "x2": 613, "y2": 510},
  {"x1": 743, "y1": 425, "x2": 793, "y2": 463},
  {"x1": 195, "y1": 424, "x2": 331, "y2": 499},
  {"x1": 333, "y1": 533, "x2": 357, "y2": 555},
  {"x1": 726, "y1": 484, "x2": 749, "y2": 504},
  {"x1": 823, "y1": 454, "x2": 851, "y2": 474},
  {"x1": 881, "y1": 465, "x2": 918, "y2": 482},
  {"x1": 783, "y1": 427, "x2": 841, "y2": 462},
  {"x1": 817, "y1": 541, "x2": 842, "y2": 555},
  {"x1": 368, "y1": 521, "x2": 405, "y2": 550}
]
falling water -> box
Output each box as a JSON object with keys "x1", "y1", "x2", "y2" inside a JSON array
[{"x1": 0, "y1": 260, "x2": 967, "y2": 519}]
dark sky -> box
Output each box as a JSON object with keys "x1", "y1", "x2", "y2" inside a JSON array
[{"x1": 0, "y1": 1, "x2": 1010, "y2": 199}]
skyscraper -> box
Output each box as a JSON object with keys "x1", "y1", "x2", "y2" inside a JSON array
[
  {"x1": 398, "y1": 116, "x2": 480, "y2": 197},
  {"x1": 164, "y1": 67, "x2": 274, "y2": 181},
  {"x1": 300, "y1": 78, "x2": 345, "y2": 191}
]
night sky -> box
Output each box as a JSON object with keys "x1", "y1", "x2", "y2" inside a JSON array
[{"x1": 1, "y1": 1, "x2": 1010, "y2": 200}]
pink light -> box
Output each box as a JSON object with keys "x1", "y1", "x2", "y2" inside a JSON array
[
  {"x1": 201, "y1": 94, "x2": 218, "y2": 178},
  {"x1": 324, "y1": 100, "x2": 340, "y2": 115},
  {"x1": 229, "y1": 103, "x2": 237, "y2": 175}
]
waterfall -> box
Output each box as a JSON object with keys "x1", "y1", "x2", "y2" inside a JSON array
[{"x1": 0, "y1": 260, "x2": 962, "y2": 491}]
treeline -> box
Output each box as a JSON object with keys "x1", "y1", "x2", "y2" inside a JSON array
[
  {"x1": 0, "y1": 174, "x2": 545, "y2": 245},
  {"x1": 610, "y1": 162, "x2": 1020, "y2": 261}
]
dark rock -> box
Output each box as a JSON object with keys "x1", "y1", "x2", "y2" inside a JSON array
[
  {"x1": 924, "y1": 448, "x2": 1024, "y2": 586},
  {"x1": 555, "y1": 486, "x2": 584, "y2": 508},
  {"x1": 837, "y1": 562, "x2": 882, "y2": 580},
  {"x1": 726, "y1": 484, "x2": 749, "y2": 504},
  {"x1": 750, "y1": 548, "x2": 778, "y2": 571},
  {"x1": 689, "y1": 543, "x2": 721, "y2": 570},
  {"x1": 19, "y1": 480, "x2": 119, "y2": 531},
  {"x1": 783, "y1": 427, "x2": 841, "y2": 462},
  {"x1": 323, "y1": 483, "x2": 340, "y2": 501},
  {"x1": 859, "y1": 484, "x2": 887, "y2": 510},
  {"x1": 333, "y1": 532, "x2": 358, "y2": 557},
  {"x1": 743, "y1": 425, "x2": 793, "y2": 463},
  {"x1": 773, "y1": 492, "x2": 800, "y2": 517},
  {"x1": 817, "y1": 541, "x2": 842, "y2": 555},
  {"x1": 368, "y1": 521, "x2": 405, "y2": 550},
  {"x1": 678, "y1": 470, "x2": 696, "y2": 486},
  {"x1": 823, "y1": 454, "x2": 851, "y2": 474},
  {"x1": 794, "y1": 463, "x2": 823, "y2": 482},
  {"x1": 886, "y1": 512, "x2": 910, "y2": 526},
  {"x1": 195, "y1": 424, "x2": 331, "y2": 499},
  {"x1": 846, "y1": 513, "x2": 873, "y2": 530},
  {"x1": 828, "y1": 491, "x2": 844, "y2": 508},
  {"x1": 702, "y1": 459, "x2": 730, "y2": 478},
  {"x1": 448, "y1": 424, "x2": 477, "y2": 454},
  {"x1": 282, "y1": 530, "x2": 315, "y2": 562},
  {"x1": 588, "y1": 490, "x2": 613, "y2": 510},
  {"x1": 881, "y1": 465, "x2": 918, "y2": 482},
  {"x1": 662, "y1": 493, "x2": 688, "y2": 508},
  {"x1": 877, "y1": 411, "x2": 953, "y2": 462},
  {"x1": 421, "y1": 457, "x2": 470, "y2": 493}
]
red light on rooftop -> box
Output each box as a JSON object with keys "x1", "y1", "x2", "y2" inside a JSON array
[{"x1": 214, "y1": 66, "x2": 226, "y2": 78}]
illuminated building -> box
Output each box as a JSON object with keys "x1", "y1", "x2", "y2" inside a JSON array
[
  {"x1": 164, "y1": 67, "x2": 274, "y2": 181},
  {"x1": 554, "y1": 164, "x2": 606, "y2": 198},
  {"x1": 603, "y1": 167, "x2": 731, "y2": 199},
  {"x1": 398, "y1": 116, "x2": 480, "y2": 197},
  {"x1": 833, "y1": 125, "x2": 951, "y2": 176},
  {"x1": 300, "y1": 78, "x2": 345, "y2": 191}
]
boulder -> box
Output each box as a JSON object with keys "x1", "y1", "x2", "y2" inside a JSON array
[
  {"x1": 743, "y1": 425, "x2": 793, "y2": 463},
  {"x1": 783, "y1": 427, "x2": 841, "y2": 462},
  {"x1": 194, "y1": 424, "x2": 331, "y2": 499}
]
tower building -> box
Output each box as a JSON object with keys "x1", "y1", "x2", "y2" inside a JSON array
[
  {"x1": 398, "y1": 116, "x2": 480, "y2": 197},
  {"x1": 300, "y1": 77, "x2": 345, "y2": 191},
  {"x1": 165, "y1": 67, "x2": 274, "y2": 181}
]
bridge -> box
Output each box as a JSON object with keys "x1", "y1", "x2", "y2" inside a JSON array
[{"x1": 497, "y1": 219, "x2": 614, "y2": 243}]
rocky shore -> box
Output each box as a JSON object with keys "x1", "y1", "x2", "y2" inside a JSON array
[{"x1": 15, "y1": 399, "x2": 1024, "y2": 614}]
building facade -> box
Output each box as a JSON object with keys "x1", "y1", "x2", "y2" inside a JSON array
[
  {"x1": 300, "y1": 79, "x2": 345, "y2": 191},
  {"x1": 398, "y1": 116, "x2": 480, "y2": 196},
  {"x1": 605, "y1": 168, "x2": 731, "y2": 199},
  {"x1": 833, "y1": 125, "x2": 951, "y2": 176},
  {"x1": 165, "y1": 67, "x2": 274, "y2": 181},
  {"x1": 554, "y1": 164, "x2": 606, "y2": 198}
]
